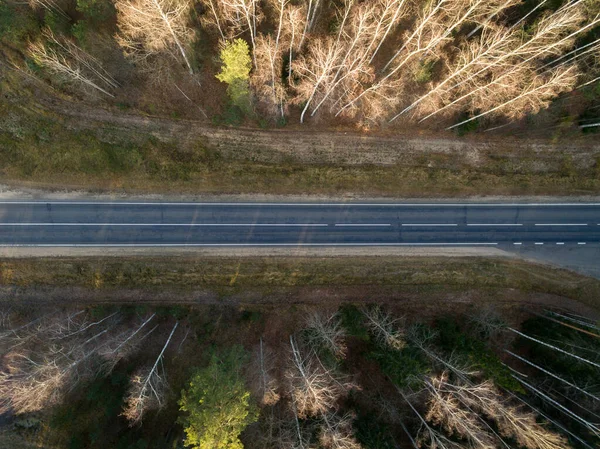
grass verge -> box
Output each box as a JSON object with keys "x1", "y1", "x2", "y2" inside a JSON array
[
  {"x1": 1, "y1": 256, "x2": 599, "y2": 312},
  {"x1": 2, "y1": 70, "x2": 600, "y2": 197}
]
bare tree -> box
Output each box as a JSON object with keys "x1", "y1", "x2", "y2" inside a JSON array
[
  {"x1": 227, "y1": 0, "x2": 262, "y2": 60},
  {"x1": 293, "y1": 0, "x2": 411, "y2": 121},
  {"x1": 115, "y1": 0, "x2": 195, "y2": 74},
  {"x1": 334, "y1": 0, "x2": 595, "y2": 124},
  {"x1": 27, "y1": 0, "x2": 69, "y2": 18},
  {"x1": 505, "y1": 350, "x2": 600, "y2": 403},
  {"x1": 513, "y1": 374, "x2": 600, "y2": 439},
  {"x1": 507, "y1": 327, "x2": 600, "y2": 369},
  {"x1": 438, "y1": 374, "x2": 571, "y2": 449},
  {"x1": 199, "y1": 0, "x2": 226, "y2": 39},
  {"x1": 286, "y1": 4, "x2": 307, "y2": 80},
  {"x1": 545, "y1": 310, "x2": 600, "y2": 332},
  {"x1": 305, "y1": 311, "x2": 347, "y2": 359},
  {"x1": 298, "y1": 0, "x2": 322, "y2": 48},
  {"x1": 411, "y1": 1, "x2": 593, "y2": 123},
  {"x1": 98, "y1": 313, "x2": 158, "y2": 373},
  {"x1": 286, "y1": 335, "x2": 354, "y2": 418},
  {"x1": 319, "y1": 412, "x2": 362, "y2": 449},
  {"x1": 363, "y1": 306, "x2": 405, "y2": 351},
  {"x1": 122, "y1": 321, "x2": 179, "y2": 424},
  {"x1": 367, "y1": 0, "x2": 411, "y2": 64},
  {"x1": 448, "y1": 64, "x2": 579, "y2": 130},
  {"x1": 469, "y1": 305, "x2": 506, "y2": 339},
  {"x1": 0, "y1": 310, "x2": 128, "y2": 414},
  {"x1": 252, "y1": 34, "x2": 288, "y2": 118},
  {"x1": 28, "y1": 29, "x2": 119, "y2": 97},
  {"x1": 250, "y1": 0, "x2": 306, "y2": 118},
  {"x1": 245, "y1": 403, "x2": 312, "y2": 449},
  {"x1": 396, "y1": 387, "x2": 462, "y2": 449},
  {"x1": 424, "y1": 373, "x2": 498, "y2": 449},
  {"x1": 249, "y1": 337, "x2": 281, "y2": 406},
  {"x1": 293, "y1": 35, "x2": 344, "y2": 122}
]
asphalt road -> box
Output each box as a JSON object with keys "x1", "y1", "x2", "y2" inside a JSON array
[{"x1": 1, "y1": 201, "x2": 600, "y2": 247}]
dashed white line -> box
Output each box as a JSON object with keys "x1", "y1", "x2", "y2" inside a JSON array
[
  {"x1": 578, "y1": 242, "x2": 587, "y2": 245},
  {"x1": 556, "y1": 242, "x2": 564, "y2": 245},
  {"x1": 535, "y1": 242, "x2": 544, "y2": 245},
  {"x1": 334, "y1": 223, "x2": 391, "y2": 227},
  {"x1": 513, "y1": 242, "x2": 522, "y2": 245},
  {"x1": 468, "y1": 223, "x2": 523, "y2": 226},
  {"x1": 534, "y1": 223, "x2": 588, "y2": 226},
  {"x1": 401, "y1": 224, "x2": 458, "y2": 227}
]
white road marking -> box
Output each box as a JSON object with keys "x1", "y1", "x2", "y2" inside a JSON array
[
  {"x1": 534, "y1": 223, "x2": 588, "y2": 226},
  {"x1": 467, "y1": 223, "x2": 523, "y2": 226},
  {"x1": 0, "y1": 223, "x2": 328, "y2": 227},
  {"x1": 535, "y1": 242, "x2": 544, "y2": 245},
  {"x1": 0, "y1": 243, "x2": 500, "y2": 247},
  {"x1": 0, "y1": 201, "x2": 599, "y2": 207},
  {"x1": 556, "y1": 242, "x2": 565, "y2": 245},
  {"x1": 401, "y1": 224, "x2": 458, "y2": 227},
  {"x1": 334, "y1": 223, "x2": 391, "y2": 227},
  {"x1": 578, "y1": 242, "x2": 587, "y2": 245},
  {"x1": 513, "y1": 243, "x2": 522, "y2": 245}
]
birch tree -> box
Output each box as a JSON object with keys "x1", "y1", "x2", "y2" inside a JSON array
[
  {"x1": 252, "y1": 34, "x2": 287, "y2": 117},
  {"x1": 408, "y1": 0, "x2": 593, "y2": 123},
  {"x1": 298, "y1": 0, "x2": 322, "y2": 48},
  {"x1": 293, "y1": 35, "x2": 344, "y2": 122},
  {"x1": 28, "y1": 0, "x2": 69, "y2": 18},
  {"x1": 319, "y1": 412, "x2": 363, "y2": 449},
  {"x1": 448, "y1": 64, "x2": 579, "y2": 130},
  {"x1": 424, "y1": 374, "x2": 497, "y2": 449},
  {"x1": 249, "y1": 338, "x2": 280, "y2": 406},
  {"x1": 397, "y1": 387, "x2": 462, "y2": 449},
  {"x1": 293, "y1": 0, "x2": 411, "y2": 121},
  {"x1": 122, "y1": 321, "x2": 179, "y2": 424},
  {"x1": 219, "y1": 0, "x2": 263, "y2": 62},
  {"x1": 0, "y1": 309, "x2": 136, "y2": 414},
  {"x1": 362, "y1": 306, "x2": 406, "y2": 351},
  {"x1": 305, "y1": 311, "x2": 347, "y2": 359},
  {"x1": 427, "y1": 372, "x2": 570, "y2": 449},
  {"x1": 202, "y1": 0, "x2": 262, "y2": 63},
  {"x1": 286, "y1": 335, "x2": 354, "y2": 418},
  {"x1": 28, "y1": 29, "x2": 119, "y2": 97},
  {"x1": 250, "y1": 0, "x2": 306, "y2": 118},
  {"x1": 115, "y1": 0, "x2": 195, "y2": 74}
]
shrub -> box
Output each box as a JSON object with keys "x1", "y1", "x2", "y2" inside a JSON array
[
  {"x1": 413, "y1": 59, "x2": 436, "y2": 84},
  {"x1": 76, "y1": 0, "x2": 115, "y2": 23}
]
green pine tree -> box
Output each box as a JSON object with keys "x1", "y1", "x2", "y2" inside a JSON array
[
  {"x1": 216, "y1": 39, "x2": 252, "y2": 114},
  {"x1": 179, "y1": 345, "x2": 258, "y2": 449}
]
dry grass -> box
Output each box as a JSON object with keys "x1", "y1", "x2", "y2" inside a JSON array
[
  {"x1": 2, "y1": 69, "x2": 600, "y2": 198},
  {"x1": 0, "y1": 256, "x2": 599, "y2": 312}
]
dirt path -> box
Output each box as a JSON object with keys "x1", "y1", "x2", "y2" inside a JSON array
[{"x1": 38, "y1": 89, "x2": 600, "y2": 169}]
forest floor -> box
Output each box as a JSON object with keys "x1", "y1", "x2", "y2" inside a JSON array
[
  {"x1": 2, "y1": 65, "x2": 600, "y2": 197},
  {"x1": 1, "y1": 256, "x2": 599, "y2": 316}
]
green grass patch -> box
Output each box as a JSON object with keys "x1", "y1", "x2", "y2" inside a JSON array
[{"x1": 434, "y1": 318, "x2": 524, "y2": 392}]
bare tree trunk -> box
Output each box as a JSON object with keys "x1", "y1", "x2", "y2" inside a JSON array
[
  {"x1": 122, "y1": 321, "x2": 179, "y2": 424},
  {"x1": 505, "y1": 350, "x2": 600, "y2": 403},
  {"x1": 507, "y1": 327, "x2": 600, "y2": 369},
  {"x1": 513, "y1": 374, "x2": 600, "y2": 438}
]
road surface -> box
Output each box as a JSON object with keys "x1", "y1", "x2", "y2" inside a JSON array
[{"x1": 0, "y1": 201, "x2": 599, "y2": 247}]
